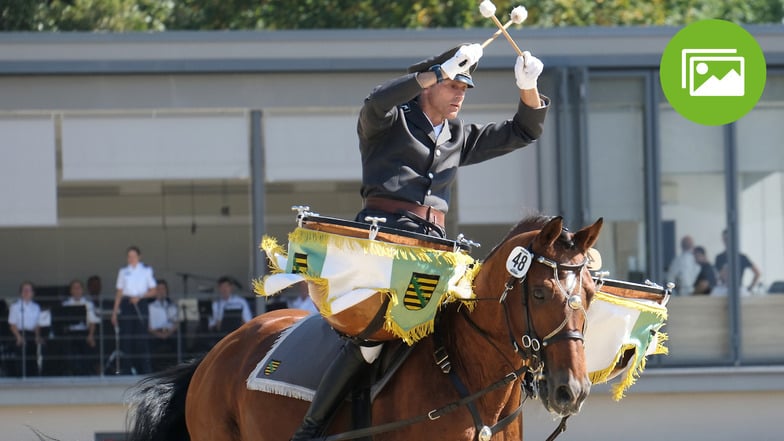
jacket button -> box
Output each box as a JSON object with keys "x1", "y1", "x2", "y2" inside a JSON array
[
  {"x1": 427, "y1": 172, "x2": 434, "y2": 179},
  {"x1": 435, "y1": 149, "x2": 441, "y2": 157}
]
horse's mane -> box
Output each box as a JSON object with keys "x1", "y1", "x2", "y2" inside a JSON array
[{"x1": 485, "y1": 213, "x2": 570, "y2": 260}]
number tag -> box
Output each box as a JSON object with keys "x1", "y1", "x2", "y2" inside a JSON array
[{"x1": 506, "y1": 246, "x2": 533, "y2": 278}]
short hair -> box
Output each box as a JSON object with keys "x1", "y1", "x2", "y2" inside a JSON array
[
  {"x1": 217, "y1": 276, "x2": 234, "y2": 286},
  {"x1": 156, "y1": 279, "x2": 168, "y2": 289},
  {"x1": 87, "y1": 275, "x2": 101, "y2": 283},
  {"x1": 693, "y1": 246, "x2": 706, "y2": 256},
  {"x1": 69, "y1": 279, "x2": 84, "y2": 288},
  {"x1": 127, "y1": 245, "x2": 141, "y2": 255},
  {"x1": 19, "y1": 280, "x2": 34, "y2": 293}
]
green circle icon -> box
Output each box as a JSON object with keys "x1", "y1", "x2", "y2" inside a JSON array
[{"x1": 660, "y1": 19, "x2": 766, "y2": 126}]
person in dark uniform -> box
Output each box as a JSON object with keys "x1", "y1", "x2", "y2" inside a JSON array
[{"x1": 290, "y1": 42, "x2": 549, "y2": 440}]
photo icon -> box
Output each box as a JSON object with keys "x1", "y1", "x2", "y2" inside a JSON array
[
  {"x1": 660, "y1": 20, "x2": 766, "y2": 126},
  {"x1": 681, "y1": 49, "x2": 744, "y2": 97}
]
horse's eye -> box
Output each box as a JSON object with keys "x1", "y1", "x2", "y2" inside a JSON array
[{"x1": 532, "y1": 287, "x2": 546, "y2": 300}]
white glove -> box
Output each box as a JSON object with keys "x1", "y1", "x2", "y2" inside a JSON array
[
  {"x1": 441, "y1": 44, "x2": 483, "y2": 80},
  {"x1": 515, "y1": 51, "x2": 544, "y2": 90}
]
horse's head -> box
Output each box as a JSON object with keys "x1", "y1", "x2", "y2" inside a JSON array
[{"x1": 485, "y1": 215, "x2": 603, "y2": 417}]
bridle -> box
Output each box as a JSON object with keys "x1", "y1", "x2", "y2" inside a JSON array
[
  {"x1": 445, "y1": 239, "x2": 592, "y2": 441},
  {"x1": 497, "y1": 245, "x2": 591, "y2": 373}
]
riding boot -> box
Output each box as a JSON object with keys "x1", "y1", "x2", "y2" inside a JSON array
[{"x1": 290, "y1": 341, "x2": 368, "y2": 441}]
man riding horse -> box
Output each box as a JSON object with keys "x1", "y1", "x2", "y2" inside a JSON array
[{"x1": 290, "y1": 43, "x2": 550, "y2": 440}]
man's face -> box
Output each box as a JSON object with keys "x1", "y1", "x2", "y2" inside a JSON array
[
  {"x1": 87, "y1": 278, "x2": 101, "y2": 295},
  {"x1": 218, "y1": 282, "x2": 233, "y2": 299},
  {"x1": 423, "y1": 79, "x2": 468, "y2": 120},
  {"x1": 156, "y1": 284, "x2": 168, "y2": 299},
  {"x1": 127, "y1": 249, "x2": 140, "y2": 266},
  {"x1": 70, "y1": 282, "x2": 84, "y2": 299},
  {"x1": 20, "y1": 283, "x2": 34, "y2": 301}
]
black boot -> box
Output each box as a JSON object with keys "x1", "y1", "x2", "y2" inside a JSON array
[{"x1": 290, "y1": 341, "x2": 368, "y2": 441}]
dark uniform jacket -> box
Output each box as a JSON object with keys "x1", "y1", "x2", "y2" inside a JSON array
[{"x1": 358, "y1": 73, "x2": 550, "y2": 213}]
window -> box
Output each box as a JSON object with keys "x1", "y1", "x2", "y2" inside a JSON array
[{"x1": 736, "y1": 74, "x2": 784, "y2": 362}]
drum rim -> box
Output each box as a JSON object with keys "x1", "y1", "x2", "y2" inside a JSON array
[
  {"x1": 594, "y1": 277, "x2": 667, "y2": 295},
  {"x1": 301, "y1": 215, "x2": 469, "y2": 250}
]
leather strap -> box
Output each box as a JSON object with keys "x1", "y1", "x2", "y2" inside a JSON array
[{"x1": 364, "y1": 196, "x2": 445, "y2": 230}]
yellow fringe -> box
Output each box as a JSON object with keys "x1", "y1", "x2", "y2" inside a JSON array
[
  {"x1": 260, "y1": 236, "x2": 286, "y2": 262},
  {"x1": 588, "y1": 344, "x2": 629, "y2": 386},
  {"x1": 251, "y1": 278, "x2": 267, "y2": 297},
  {"x1": 590, "y1": 331, "x2": 669, "y2": 401},
  {"x1": 611, "y1": 345, "x2": 646, "y2": 401},
  {"x1": 383, "y1": 309, "x2": 436, "y2": 346},
  {"x1": 304, "y1": 277, "x2": 332, "y2": 317},
  {"x1": 655, "y1": 332, "x2": 670, "y2": 355}
]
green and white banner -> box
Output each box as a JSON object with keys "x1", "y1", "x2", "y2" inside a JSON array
[{"x1": 255, "y1": 228, "x2": 478, "y2": 344}]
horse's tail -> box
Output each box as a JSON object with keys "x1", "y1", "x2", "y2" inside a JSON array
[{"x1": 126, "y1": 356, "x2": 204, "y2": 441}]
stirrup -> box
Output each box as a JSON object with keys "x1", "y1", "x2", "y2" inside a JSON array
[{"x1": 290, "y1": 416, "x2": 323, "y2": 441}]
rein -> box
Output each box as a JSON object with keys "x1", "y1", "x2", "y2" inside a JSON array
[{"x1": 319, "y1": 363, "x2": 528, "y2": 441}]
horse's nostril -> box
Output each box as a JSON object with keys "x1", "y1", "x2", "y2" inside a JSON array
[{"x1": 555, "y1": 384, "x2": 574, "y2": 404}]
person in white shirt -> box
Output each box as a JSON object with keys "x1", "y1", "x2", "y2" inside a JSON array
[
  {"x1": 208, "y1": 276, "x2": 252, "y2": 334},
  {"x1": 62, "y1": 279, "x2": 101, "y2": 375},
  {"x1": 111, "y1": 245, "x2": 156, "y2": 375},
  {"x1": 147, "y1": 279, "x2": 179, "y2": 371},
  {"x1": 8, "y1": 281, "x2": 42, "y2": 377},
  {"x1": 666, "y1": 235, "x2": 701, "y2": 295}
]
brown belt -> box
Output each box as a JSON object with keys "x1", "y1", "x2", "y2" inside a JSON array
[{"x1": 364, "y1": 196, "x2": 445, "y2": 229}]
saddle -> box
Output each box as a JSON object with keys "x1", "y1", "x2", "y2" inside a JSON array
[{"x1": 247, "y1": 314, "x2": 413, "y2": 405}]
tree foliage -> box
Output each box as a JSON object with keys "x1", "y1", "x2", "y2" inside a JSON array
[{"x1": 2, "y1": 0, "x2": 782, "y2": 32}]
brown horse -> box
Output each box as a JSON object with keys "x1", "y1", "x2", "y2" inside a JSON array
[{"x1": 127, "y1": 214, "x2": 603, "y2": 441}]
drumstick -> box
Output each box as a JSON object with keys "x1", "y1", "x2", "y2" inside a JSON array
[
  {"x1": 489, "y1": 14, "x2": 523, "y2": 56},
  {"x1": 479, "y1": 1, "x2": 525, "y2": 56},
  {"x1": 481, "y1": 6, "x2": 528, "y2": 49},
  {"x1": 481, "y1": 19, "x2": 514, "y2": 48}
]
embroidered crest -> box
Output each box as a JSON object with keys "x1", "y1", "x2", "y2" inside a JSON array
[
  {"x1": 263, "y1": 359, "x2": 281, "y2": 376},
  {"x1": 404, "y1": 273, "x2": 440, "y2": 310},
  {"x1": 401, "y1": 103, "x2": 411, "y2": 113},
  {"x1": 292, "y1": 253, "x2": 308, "y2": 274}
]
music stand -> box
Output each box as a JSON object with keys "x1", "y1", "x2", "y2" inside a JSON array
[
  {"x1": 51, "y1": 305, "x2": 87, "y2": 336},
  {"x1": 49, "y1": 305, "x2": 87, "y2": 376},
  {"x1": 220, "y1": 309, "x2": 244, "y2": 334}
]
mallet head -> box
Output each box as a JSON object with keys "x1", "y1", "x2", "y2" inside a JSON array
[
  {"x1": 511, "y1": 6, "x2": 528, "y2": 24},
  {"x1": 479, "y1": 0, "x2": 497, "y2": 18}
]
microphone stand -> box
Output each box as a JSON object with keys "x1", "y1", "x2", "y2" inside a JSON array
[
  {"x1": 20, "y1": 301, "x2": 26, "y2": 379},
  {"x1": 114, "y1": 326, "x2": 120, "y2": 375},
  {"x1": 177, "y1": 303, "x2": 185, "y2": 365}
]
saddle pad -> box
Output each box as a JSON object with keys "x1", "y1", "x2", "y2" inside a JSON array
[{"x1": 246, "y1": 314, "x2": 344, "y2": 402}]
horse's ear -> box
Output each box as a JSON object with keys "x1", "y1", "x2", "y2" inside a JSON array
[
  {"x1": 533, "y1": 216, "x2": 564, "y2": 251},
  {"x1": 573, "y1": 217, "x2": 603, "y2": 251}
]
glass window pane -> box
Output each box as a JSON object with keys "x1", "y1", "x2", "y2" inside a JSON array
[
  {"x1": 659, "y1": 104, "x2": 730, "y2": 364},
  {"x1": 736, "y1": 74, "x2": 784, "y2": 362},
  {"x1": 587, "y1": 76, "x2": 647, "y2": 282}
]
